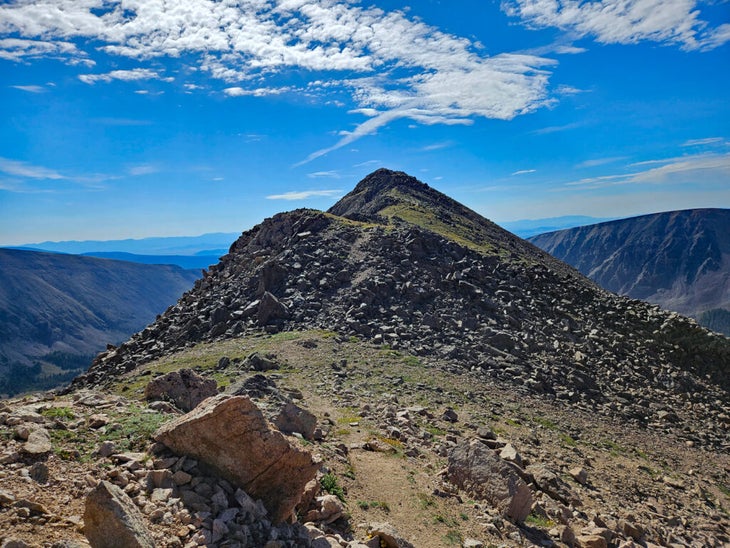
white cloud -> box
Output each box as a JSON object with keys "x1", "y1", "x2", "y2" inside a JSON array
[
  {"x1": 512, "y1": 169, "x2": 537, "y2": 175},
  {"x1": 307, "y1": 171, "x2": 341, "y2": 178},
  {"x1": 78, "y1": 68, "x2": 161, "y2": 84},
  {"x1": 11, "y1": 84, "x2": 46, "y2": 93},
  {"x1": 0, "y1": 1, "x2": 558, "y2": 163},
  {"x1": 682, "y1": 137, "x2": 724, "y2": 147},
  {"x1": 503, "y1": 0, "x2": 730, "y2": 51},
  {"x1": 266, "y1": 189, "x2": 343, "y2": 200},
  {"x1": 564, "y1": 152, "x2": 730, "y2": 189},
  {"x1": 223, "y1": 86, "x2": 291, "y2": 97},
  {"x1": 128, "y1": 164, "x2": 159, "y2": 176},
  {"x1": 0, "y1": 157, "x2": 66, "y2": 180},
  {"x1": 576, "y1": 156, "x2": 629, "y2": 168}
]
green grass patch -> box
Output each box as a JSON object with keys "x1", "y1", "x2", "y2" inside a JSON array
[
  {"x1": 41, "y1": 406, "x2": 75, "y2": 420},
  {"x1": 560, "y1": 433, "x2": 577, "y2": 447},
  {"x1": 357, "y1": 500, "x2": 390, "y2": 513},
  {"x1": 443, "y1": 530, "x2": 462, "y2": 545},
  {"x1": 525, "y1": 512, "x2": 555, "y2": 528},
  {"x1": 532, "y1": 416, "x2": 558, "y2": 430},
  {"x1": 320, "y1": 472, "x2": 346, "y2": 502},
  {"x1": 417, "y1": 493, "x2": 436, "y2": 509}
]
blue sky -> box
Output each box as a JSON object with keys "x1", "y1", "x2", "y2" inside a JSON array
[{"x1": 1, "y1": 0, "x2": 729, "y2": 245}]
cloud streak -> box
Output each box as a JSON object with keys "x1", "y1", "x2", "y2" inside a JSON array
[
  {"x1": 503, "y1": 0, "x2": 730, "y2": 51},
  {"x1": 564, "y1": 152, "x2": 730, "y2": 189},
  {"x1": 266, "y1": 189, "x2": 343, "y2": 200},
  {"x1": 0, "y1": 157, "x2": 66, "y2": 180}
]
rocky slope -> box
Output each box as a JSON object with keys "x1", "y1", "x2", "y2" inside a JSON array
[
  {"x1": 528, "y1": 209, "x2": 730, "y2": 330},
  {"x1": 0, "y1": 249, "x2": 200, "y2": 396},
  {"x1": 76, "y1": 170, "x2": 729, "y2": 449}
]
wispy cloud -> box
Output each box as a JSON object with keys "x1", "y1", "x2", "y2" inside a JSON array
[
  {"x1": 503, "y1": 0, "x2": 730, "y2": 51},
  {"x1": 682, "y1": 137, "x2": 725, "y2": 147},
  {"x1": 128, "y1": 165, "x2": 159, "y2": 176},
  {"x1": 576, "y1": 156, "x2": 629, "y2": 168},
  {"x1": 266, "y1": 189, "x2": 343, "y2": 200},
  {"x1": 564, "y1": 152, "x2": 730, "y2": 189},
  {"x1": 78, "y1": 68, "x2": 162, "y2": 85},
  {"x1": 0, "y1": 157, "x2": 66, "y2": 180},
  {"x1": 531, "y1": 121, "x2": 584, "y2": 135},
  {"x1": 11, "y1": 84, "x2": 46, "y2": 93},
  {"x1": 421, "y1": 142, "x2": 454, "y2": 152},
  {"x1": 307, "y1": 171, "x2": 341, "y2": 179},
  {"x1": 512, "y1": 169, "x2": 537, "y2": 176},
  {"x1": 0, "y1": 1, "x2": 557, "y2": 165}
]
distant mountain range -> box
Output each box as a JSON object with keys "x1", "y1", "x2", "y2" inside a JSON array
[
  {"x1": 11, "y1": 232, "x2": 240, "y2": 269},
  {"x1": 500, "y1": 215, "x2": 616, "y2": 238},
  {"x1": 529, "y1": 209, "x2": 730, "y2": 335},
  {"x1": 0, "y1": 248, "x2": 200, "y2": 396}
]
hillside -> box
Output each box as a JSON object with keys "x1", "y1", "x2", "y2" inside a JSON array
[
  {"x1": 528, "y1": 209, "x2": 730, "y2": 332},
  {"x1": 0, "y1": 249, "x2": 200, "y2": 396},
  {"x1": 1, "y1": 170, "x2": 727, "y2": 547}
]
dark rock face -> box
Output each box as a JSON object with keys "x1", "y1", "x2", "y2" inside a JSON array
[
  {"x1": 75, "y1": 170, "x2": 730, "y2": 449},
  {"x1": 84, "y1": 481, "x2": 155, "y2": 548},
  {"x1": 529, "y1": 209, "x2": 730, "y2": 323}
]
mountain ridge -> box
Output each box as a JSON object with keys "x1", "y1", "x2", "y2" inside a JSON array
[
  {"x1": 528, "y1": 208, "x2": 730, "y2": 326},
  {"x1": 75, "y1": 169, "x2": 729, "y2": 449}
]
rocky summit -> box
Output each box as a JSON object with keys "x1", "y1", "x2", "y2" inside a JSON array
[
  {"x1": 2, "y1": 169, "x2": 728, "y2": 548},
  {"x1": 77, "y1": 169, "x2": 729, "y2": 449}
]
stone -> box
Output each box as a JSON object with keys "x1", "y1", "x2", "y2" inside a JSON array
[
  {"x1": 258, "y1": 291, "x2": 289, "y2": 325},
  {"x1": 499, "y1": 443, "x2": 523, "y2": 467},
  {"x1": 568, "y1": 467, "x2": 588, "y2": 485},
  {"x1": 29, "y1": 462, "x2": 49, "y2": 484},
  {"x1": 442, "y1": 408, "x2": 458, "y2": 422},
  {"x1": 97, "y1": 440, "x2": 116, "y2": 458},
  {"x1": 84, "y1": 481, "x2": 154, "y2": 548},
  {"x1": 463, "y1": 540, "x2": 484, "y2": 548},
  {"x1": 0, "y1": 489, "x2": 16, "y2": 506},
  {"x1": 447, "y1": 439, "x2": 533, "y2": 523},
  {"x1": 275, "y1": 402, "x2": 318, "y2": 440},
  {"x1": 575, "y1": 534, "x2": 608, "y2": 548},
  {"x1": 144, "y1": 368, "x2": 218, "y2": 412},
  {"x1": 88, "y1": 414, "x2": 109, "y2": 429},
  {"x1": 527, "y1": 464, "x2": 581, "y2": 507},
  {"x1": 366, "y1": 522, "x2": 415, "y2": 548},
  {"x1": 154, "y1": 395, "x2": 319, "y2": 523},
  {"x1": 22, "y1": 427, "x2": 51, "y2": 455},
  {"x1": 245, "y1": 352, "x2": 280, "y2": 372}
]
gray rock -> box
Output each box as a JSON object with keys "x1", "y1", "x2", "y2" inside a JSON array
[
  {"x1": 22, "y1": 427, "x2": 51, "y2": 455},
  {"x1": 144, "y1": 368, "x2": 218, "y2": 412},
  {"x1": 365, "y1": 522, "x2": 415, "y2": 548},
  {"x1": 274, "y1": 402, "x2": 317, "y2": 440},
  {"x1": 527, "y1": 464, "x2": 582, "y2": 507},
  {"x1": 447, "y1": 439, "x2": 533, "y2": 523},
  {"x1": 83, "y1": 481, "x2": 154, "y2": 548}
]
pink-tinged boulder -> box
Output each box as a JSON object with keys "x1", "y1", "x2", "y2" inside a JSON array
[
  {"x1": 84, "y1": 481, "x2": 154, "y2": 548},
  {"x1": 447, "y1": 439, "x2": 533, "y2": 523},
  {"x1": 154, "y1": 395, "x2": 318, "y2": 523}
]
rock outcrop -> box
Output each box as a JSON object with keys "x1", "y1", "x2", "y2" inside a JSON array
[{"x1": 154, "y1": 394, "x2": 319, "y2": 523}]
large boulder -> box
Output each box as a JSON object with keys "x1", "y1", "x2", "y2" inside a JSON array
[
  {"x1": 143, "y1": 368, "x2": 218, "y2": 412},
  {"x1": 447, "y1": 439, "x2": 533, "y2": 522},
  {"x1": 84, "y1": 481, "x2": 154, "y2": 548},
  {"x1": 154, "y1": 395, "x2": 318, "y2": 523}
]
